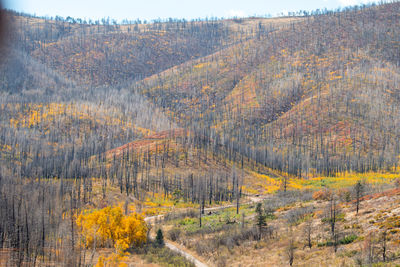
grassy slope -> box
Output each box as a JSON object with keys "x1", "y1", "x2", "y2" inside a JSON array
[{"x1": 157, "y1": 186, "x2": 400, "y2": 266}]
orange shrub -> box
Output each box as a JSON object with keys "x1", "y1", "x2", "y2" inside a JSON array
[{"x1": 312, "y1": 189, "x2": 332, "y2": 201}]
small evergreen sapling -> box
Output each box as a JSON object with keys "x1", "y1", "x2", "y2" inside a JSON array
[{"x1": 156, "y1": 229, "x2": 164, "y2": 247}]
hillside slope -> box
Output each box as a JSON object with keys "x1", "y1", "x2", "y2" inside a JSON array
[
  {"x1": 0, "y1": 3, "x2": 399, "y2": 267},
  {"x1": 135, "y1": 2, "x2": 400, "y2": 176}
]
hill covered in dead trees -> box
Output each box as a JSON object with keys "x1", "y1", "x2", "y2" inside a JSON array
[
  {"x1": 0, "y1": 2, "x2": 399, "y2": 267},
  {"x1": 137, "y1": 3, "x2": 400, "y2": 177}
]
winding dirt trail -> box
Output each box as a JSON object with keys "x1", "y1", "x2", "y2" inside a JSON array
[{"x1": 165, "y1": 241, "x2": 208, "y2": 267}]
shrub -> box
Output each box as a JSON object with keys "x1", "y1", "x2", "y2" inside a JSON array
[
  {"x1": 338, "y1": 188, "x2": 351, "y2": 202},
  {"x1": 317, "y1": 234, "x2": 357, "y2": 247},
  {"x1": 179, "y1": 217, "x2": 197, "y2": 226},
  {"x1": 285, "y1": 206, "x2": 314, "y2": 225},
  {"x1": 321, "y1": 212, "x2": 345, "y2": 223},
  {"x1": 313, "y1": 189, "x2": 332, "y2": 201},
  {"x1": 194, "y1": 241, "x2": 214, "y2": 255},
  {"x1": 213, "y1": 226, "x2": 264, "y2": 250},
  {"x1": 137, "y1": 245, "x2": 195, "y2": 267},
  {"x1": 339, "y1": 234, "x2": 358, "y2": 245},
  {"x1": 216, "y1": 255, "x2": 227, "y2": 267},
  {"x1": 168, "y1": 228, "x2": 182, "y2": 242}
]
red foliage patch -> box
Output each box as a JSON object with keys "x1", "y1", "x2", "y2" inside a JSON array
[{"x1": 105, "y1": 128, "x2": 184, "y2": 159}]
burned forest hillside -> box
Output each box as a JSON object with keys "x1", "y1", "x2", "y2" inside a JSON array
[{"x1": 0, "y1": 2, "x2": 399, "y2": 267}]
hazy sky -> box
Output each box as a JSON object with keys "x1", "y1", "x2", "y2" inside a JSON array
[{"x1": 4, "y1": 0, "x2": 376, "y2": 22}]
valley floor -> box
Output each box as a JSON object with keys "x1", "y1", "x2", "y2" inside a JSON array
[{"x1": 145, "y1": 185, "x2": 400, "y2": 267}]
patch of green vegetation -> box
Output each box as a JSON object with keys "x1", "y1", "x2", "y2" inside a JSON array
[
  {"x1": 301, "y1": 179, "x2": 336, "y2": 188},
  {"x1": 290, "y1": 212, "x2": 313, "y2": 226},
  {"x1": 321, "y1": 212, "x2": 345, "y2": 223},
  {"x1": 317, "y1": 234, "x2": 358, "y2": 247},
  {"x1": 178, "y1": 218, "x2": 197, "y2": 226},
  {"x1": 340, "y1": 234, "x2": 358, "y2": 244},
  {"x1": 266, "y1": 214, "x2": 277, "y2": 220},
  {"x1": 173, "y1": 205, "x2": 256, "y2": 235},
  {"x1": 136, "y1": 242, "x2": 195, "y2": 267},
  {"x1": 342, "y1": 249, "x2": 358, "y2": 258}
]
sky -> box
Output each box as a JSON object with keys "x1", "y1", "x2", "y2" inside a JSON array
[{"x1": 3, "y1": 0, "x2": 377, "y2": 22}]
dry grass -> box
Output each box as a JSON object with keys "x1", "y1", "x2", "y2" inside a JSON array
[{"x1": 156, "y1": 186, "x2": 400, "y2": 266}]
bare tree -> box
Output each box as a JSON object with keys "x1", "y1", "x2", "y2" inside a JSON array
[
  {"x1": 353, "y1": 180, "x2": 364, "y2": 215},
  {"x1": 380, "y1": 230, "x2": 387, "y2": 262},
  {"x1": 303, "y1": 219, "x2": 312, "y2": 249},
  {"x1": 287, "y1": 228, "x2": 295, "y2": 266}
]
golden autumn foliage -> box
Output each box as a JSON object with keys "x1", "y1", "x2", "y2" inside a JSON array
[
  {"x1": 76, "y1": 206, "x2": 147, "y2": 252},
  {"x1": 95, "y1": 253, "x2": 128, "y2": 267}
]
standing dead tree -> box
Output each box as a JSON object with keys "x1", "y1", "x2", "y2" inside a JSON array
[{"x1": 353, "y1": 180, "x2": 364, "y2": 215}]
